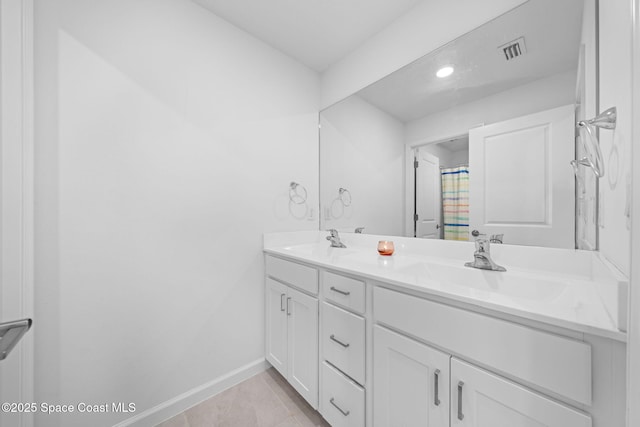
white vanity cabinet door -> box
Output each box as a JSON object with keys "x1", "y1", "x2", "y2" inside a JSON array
[
  {"x1": 266, "y1": 278, "x2": 289, "y2": 377},
  {"x1": 322, "y1": 302, "x2": 366, "y2": 385},
  {"x1": 373, "y1": 325, "x2": 450, "y2": 427},
  {"x1": 321, "y1": 361, "x2": 365, "y2": 427},
  {"x1": 323, "y1": 271, "x2": 366, "y2": 314},
  {"x1": 288, "y1": 286, "x2": 319, "y2": 409},
  {"x1": 451, "y1": 358, "x2": 591, "y2": 427}
]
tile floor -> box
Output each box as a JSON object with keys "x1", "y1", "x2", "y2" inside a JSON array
[{"x1": 156, "y1": 368, "x2": 331, "y2": 427}]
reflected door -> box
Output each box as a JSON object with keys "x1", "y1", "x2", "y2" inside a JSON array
[
  {"x1": 0, "y1": 3, "x2": 33, "y2": 426},
  {"x1": 469, "y1": 105, "x2": 575, "y2": 248},
  {"x1": 415, "y1": 149, "x2": 441, "y2": 238}
]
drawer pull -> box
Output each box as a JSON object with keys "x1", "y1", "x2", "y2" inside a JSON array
[
  {"x1": 329, "y1": 397, "x2": 350, "y2": 416},
  {"x1": 286, "y1": 297, "x2": 291, "y2": 316},
  {"x1": 329, "y1": 334, "x2": 350, "y2": 348},
  {"x1": 457, "y1": 381, "x2": 464, "y2": 420},
  {"x1": 434, "y1": 369, "x2": 441, "y2": 406},
  {"x1": 280, "y1": 293, "x2": 286, "y2": 312},
  {"x1": 330, "y1": 286, "x2": 351, "y2": 296}
]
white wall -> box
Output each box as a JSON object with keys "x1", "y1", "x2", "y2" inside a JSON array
[
  {"x1": 575, "y1": 0, "x2": 598, "y2": 251},
  {"x1": 598, "y1": 0, "x2": 633, "y2": 277},
  {"x1": 404, "y1": 70, "x2": 577, "y2": 145},
  {"x1": 627, "y1": 0, "x2": 640, "y2": 424},
  {"x1": 320, "y1": 0, "x2": 528, "y2": 109},
  {"x1": 320, "y1": 95, "x2": 405, "y2": 235},
  {"x1": 34, "y1": 1, "x2": 319, "y2": 426}
]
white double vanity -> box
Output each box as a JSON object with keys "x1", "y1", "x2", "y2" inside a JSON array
[{"x1": 264, "y1": 231, "x2": 627, "y2": 427}]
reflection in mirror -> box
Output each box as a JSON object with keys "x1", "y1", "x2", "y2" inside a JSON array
[{"x1": 319, "y1": 0, "x2": 596, "y2": 249}]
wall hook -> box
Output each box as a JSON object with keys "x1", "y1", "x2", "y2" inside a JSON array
[{"x1": 573, "y1": 107, "x2": 616, "y2": 178}]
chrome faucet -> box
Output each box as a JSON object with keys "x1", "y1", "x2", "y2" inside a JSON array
[
  {"x1": 464, "y1": 234, "x2": 506, "y2": 272},
  {"x1": 326, "y1": 229, "x2": 347, "y2": 248},
  {"x1": 355, "y1": 227, "x2": 365, "y2": 234}
]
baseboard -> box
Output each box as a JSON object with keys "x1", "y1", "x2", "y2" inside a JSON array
[{"x1": 113, "y1": 358, "x2": 269, "y2": 427}]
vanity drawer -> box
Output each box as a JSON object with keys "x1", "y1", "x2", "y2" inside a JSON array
[
  {"x1": 374, "y1": 286, "x2": 592, "y2": 406},
  {"x1": 322, "y1": 302, "x2": 365, "y2": 385},
  {"x1": 266, "y1": 255, "x2": 318, "y2": 295},
  {"x1": 321, "y1": 361, "x2": 365, "y2": 427},
  {"x1": 323, "y1": 271, "x2": 365, "y2": 314}
]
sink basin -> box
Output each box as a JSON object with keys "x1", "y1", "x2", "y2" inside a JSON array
[
  {"x1": 394, "y1": 262, "x2": 568, "y2": 303},
  {"x1": 281, "y1": 243, "x2": 356, "y2": 259},
  {"x1": 279, "y1": 244, "x2": 580, "y2": 306}
]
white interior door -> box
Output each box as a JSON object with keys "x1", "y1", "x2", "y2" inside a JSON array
[
  {"x1": 415, "y1": 148, "x2": 441, "y2": 239},
  {"x1": 0, "y1": 1, "x2": 34, "y2": 426},
  {"x1": 469, "y1": 104, "x2": 575, "y2": 248}
]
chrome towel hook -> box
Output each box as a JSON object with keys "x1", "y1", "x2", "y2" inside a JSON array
[
  {"x1": 573, "y1": 106, "x2": 616, "y2": 178},
  {"x1": 580, "y1": 106, "x2": 617, "y2": 130}
]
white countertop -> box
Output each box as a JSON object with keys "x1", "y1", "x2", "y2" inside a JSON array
[{"x1": 264, "y1": 231, "x2": 627, "y2": 342}]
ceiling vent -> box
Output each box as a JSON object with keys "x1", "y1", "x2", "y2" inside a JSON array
[{"x1": 499, "y1": 37, "x2": 527, "y2": 61}]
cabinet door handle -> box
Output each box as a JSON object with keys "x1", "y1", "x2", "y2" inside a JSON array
[
  {"x1": 330, "y1": 286, "x2": 350, "y2": 296},
  {"x1": 434, "y1": 369, "x2": 441, "y2": 406},
  {"x1": 280, "y1": 293, "x2": 286, "y2": 312},
  {"x1": 457, "y1": 381, "x2": 464, "y2": 420},
  {"x1": 329, "y1": 397, "x2": 350, "y2": 416},
  {"x1": 329, "y1": 334, "x2": 350, "y2": 348},
  {"x1": 286, "y1": 297, "x2": 291, "y2": 316}
]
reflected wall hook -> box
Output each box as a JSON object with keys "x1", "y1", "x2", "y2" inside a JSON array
[
  {"x1": 573, "y1": 106, "x2": 616, "y2": 178},
  {"x1": 289, "y1": 182, "x2": 307, "y2": 204},
  {"x1": 338, "y1": 187, "x2": 352, "y2": 206}
]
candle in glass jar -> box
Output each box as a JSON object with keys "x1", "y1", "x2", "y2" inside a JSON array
[{"x1": 377, "y1": 241, "x2": 395, "y2": 256}]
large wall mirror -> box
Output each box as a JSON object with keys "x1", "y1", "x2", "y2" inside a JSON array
[{"x1": 319, "y1": 0, "x2": 598, "y2": 249}]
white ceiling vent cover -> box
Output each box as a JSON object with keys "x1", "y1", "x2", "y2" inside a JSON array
[{"x1": 499, "y1": 37, "x2": 527, "y2": 61}]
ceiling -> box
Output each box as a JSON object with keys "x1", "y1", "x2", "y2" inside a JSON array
[
  {"x1": 192, "y1": 0, "x2": 424, "y2": 71},
  {"x1": 356, "y1": 0, "x2": 584, "y2": 122},
  {"x1": 436, "y1": 136, "x2": 469, "y2": 153}
]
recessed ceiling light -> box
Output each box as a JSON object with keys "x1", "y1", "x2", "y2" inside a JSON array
[{"x1": 436, "y1": 66, "x2": 454, "y2": 78}]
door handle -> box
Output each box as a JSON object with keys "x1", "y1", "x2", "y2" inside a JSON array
[
  {"x1": 457, "y1": 381, "x2": 465, "y2": 420},
  {"x1": 286, "y1": 297, "x2": 291, "y2": 316},
  {"x1": 434, "y1": 369, "x2": 441, "y2": 406},
  {"x1": 329, "y1": 398, "x2": 350, "y2": 416},
  {"x1": 280, "y1": 293, "x2": 286, "y2": 312},
  {"x1": 329, "y1": 334, "x2": 350, "y2": 348},
  {"x1": 330, "y1": 286, "x2": 350, "y2": 296},
  {"x1": 0, "y1": 319, "x2": 32, "y2": 361}
]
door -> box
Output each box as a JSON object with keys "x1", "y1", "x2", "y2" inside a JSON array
[
  {"x1": 415, "y1": 148, "x2": 441, "y2": 239},
  {"x1": 1, "y1": 1, "x2": 34, "y2": 426},
  {"x1": 265, "y1": 278, "x2": 288, "y2": 376},
  {"x1": 469, "y1": 104, "x2": 575, "y2": 248},
  {"x1": 451, "y1": 358, "x2": 591, "y2": 427},
  {"x1": 373, "y1": 325, "x2": 450, "y2": 427},
  {"x1": 288, "y1": 286, "x2": 319, "y2": 409}
]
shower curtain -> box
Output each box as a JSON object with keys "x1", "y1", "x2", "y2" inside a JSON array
[{"x1": 441, "y1": 166, "x2": 469, "y2": 241}]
